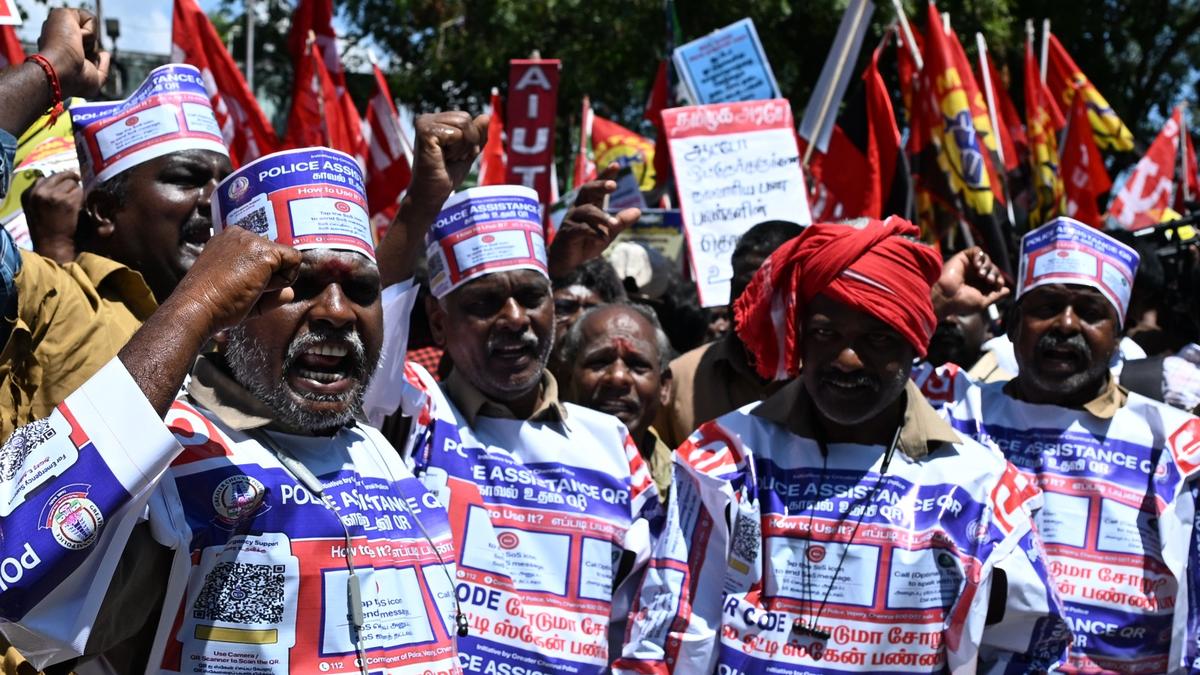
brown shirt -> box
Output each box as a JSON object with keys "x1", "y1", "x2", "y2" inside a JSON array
[
  {"x1": 0, "y1": 251, "x2": 155, "y2": 442},
  {"x1": 751, "y1": 378, "x2": 962, "y2": 460},
  {"x1": 653, "y1": 335, "x2": 783, "y2": 449}
]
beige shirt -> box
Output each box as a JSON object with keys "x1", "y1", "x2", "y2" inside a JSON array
[
  {"x1": 653, "y1": 335, "x2": 783, "y2": 449},
  {"x1": 752, "y1": 378, "x2": 963, "y2": 460}
]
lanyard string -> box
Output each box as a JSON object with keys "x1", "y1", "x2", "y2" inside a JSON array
[
  {"x1": 248, "y1": 428, "x2": 371, "y2": 675},
  {"x1": 793, "y1": 424, "x2": 902, "y2": 656}
]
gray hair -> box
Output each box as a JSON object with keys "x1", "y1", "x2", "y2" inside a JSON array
[{"x1": 559, "y1": 302, "x2": 674, "y2": 374}]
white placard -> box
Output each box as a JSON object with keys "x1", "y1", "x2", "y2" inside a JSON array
[{"x1": 664, "y1": 99, "x2": 811, "y2": 306}]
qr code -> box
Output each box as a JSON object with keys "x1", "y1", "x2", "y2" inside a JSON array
[
  {"x1": 234, "y1": 207, "x2": 271, "y2": 235},
  {"x1": 192, "y1": 562, "x2": 286, "y2": 624},
  {"x1": 0, "y1": 419, "x2": 57, "y2": 480},
  {"x1": 731, "y1": 512, "x2": 760, "y2": 563}
]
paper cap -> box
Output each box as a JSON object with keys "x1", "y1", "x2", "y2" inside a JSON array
[
  {"x1": 71, "y1": 64, "x2": 228, "y2": 190},
  {"x1": 213, "y1": 147, "x2": 374, "y2": 261},
  {"x1": 425, "y1": 186, "x2": 547, "y2": 298},
  {"x1": 1016, "y1": 217, "x2": 1141, "y2": 323}
]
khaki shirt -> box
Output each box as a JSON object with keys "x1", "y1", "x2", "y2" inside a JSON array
[
  {"x1": 1, "y1": 252, "x2": 155, "y2": 674},
  {"x1": 0, "y1": 251, "x2": 155, "y2": 441},
  {"x1": 654, "y1": 335, "x2": 782, "y2": 449},
  {"x1": 639, "y1": 427, "x2": 673, "y2": 501},
  {"x1": 1003, "y1": 375, "x2": 1129, "y2": 420},
  {"x1": 752, "y1": 378, "x2": 962, "y2": 460}
]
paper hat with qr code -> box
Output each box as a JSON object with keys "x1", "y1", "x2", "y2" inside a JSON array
[
  {"x1": 425, "y1": 185, "x2": 548, "y2": 298},
  {"x1": 212, "y1": 147, "x2": 375, "y2": 261},
  {"x1": 1017, "y1": 217, "x2": 1141, "y2": 323},
  {"x1": 70, "y1": 64, "x2": 228, "y2": 190}
]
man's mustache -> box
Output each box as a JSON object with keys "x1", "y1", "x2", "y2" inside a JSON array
[
  {"x1": 1036, "y1": 331, "x2": 1092, "y2": 361},
  {"x1": 819, "y1": 369, "x2": 880, "y2": 391}
]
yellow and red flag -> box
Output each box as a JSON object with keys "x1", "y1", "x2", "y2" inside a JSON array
[
  {"x1": 1024, "y1": 32, "x2": 1064, "y2": 227},
  {"x1": 1046, "y1": 32, "x2": 1134, "y2": 152},
  {"x1": 592, "y1": 116, "x2": 657, "y2": 192}
]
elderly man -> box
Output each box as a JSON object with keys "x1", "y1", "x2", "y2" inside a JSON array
[
  {"x1": 363, "y1": 117, "x2": 658, "y2": 675},
  {"x1": 948, "y1": 217, "x2": 1200, "y2": 673},
  {"x1": 560, "y1": 303, "x2": 674, "y2": 498},
  {"x1": 617, "y1": 217, "x2": 1070, "y2": 673},
  {"x1": 0, "y1": 147, "x2": 463, "y2": 674}
]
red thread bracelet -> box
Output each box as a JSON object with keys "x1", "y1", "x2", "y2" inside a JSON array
[{"x1": 25, "y1": 54, "x2": 64, "y2": 127}]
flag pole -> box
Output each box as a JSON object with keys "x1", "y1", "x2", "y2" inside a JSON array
[
  {"x1": 1181, "y1": 103, "x2": 1192, "y2": 204},
  {"x1": 801, "y1": 0, "x2": 872, "y2": 167},
  {"x1": 975, "y1": 31, "x2": 1018, "y2": 229},
  {"x1": 890, "y1": 0, "x2": 923, "y2": 70},
  {"x1": 245, "y1": 0, "x2": 255, "y2": 92},
  {"x1": 1040, "y1": 19, "x2": 1050, "y2": 84}
]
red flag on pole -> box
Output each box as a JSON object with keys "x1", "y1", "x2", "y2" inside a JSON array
[
  {"x1": 1045, "y1": 32, "x2": 1134, "y2": 151},
  {"x1": 1109, "y1": 107, "x2": 1184, "y2": 230},
  {"x1": 363, "y1": 62, "x2": 411, "y2": 231},
  {"x1": 479, "y1": 88, "x2": 507, "y2": 186},
  {"x1": 975, "y1": 52, "x2": 1024, "y2": 171},
  {"x1": 172, "y1": 0, "x2": 277, "y2": 166},
  {"x1": 1060, "y1": 89, "x2": 1111, "y2": 228},
  {"x1": 284, "y1": 36, "x2": 353, "y2": 151},
  {"x1": 571, "y1": 96, "x2": 597, "y2": 189},
  {"x1": 287, "y1": 0, "x2": 366, "y2": 165},
  {"x1": 644, "y1": 60, "x2": 670, "y2": 192},
  {"x1": 0, "y1": 25, "x2": 23, "y2": 69}
]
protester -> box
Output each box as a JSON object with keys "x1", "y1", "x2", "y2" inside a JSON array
[
  {"x1": 0, "y1": 9, "x2": 158, "y2": 444},
  {"x1": 654, "y1": 219, "x2": 803, "y2": 447},
  {"x1": 560, "y1": 303, "x2": 674, "y2": 498},
  {"x1": 617, "y1": 217, "x2": 1068, "y2": 673},
  {"x1": 361, "y1": 114, "x2": 658, "y2": 675},
  {"x1": 948, "y1": 217, "x2": 1200, "y2": 673},
  {"x1": 551, "y1": 256, "x2": 626, "y2": 342}
]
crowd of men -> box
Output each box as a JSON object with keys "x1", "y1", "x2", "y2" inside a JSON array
[{"x1": 1, "y1": 8, "x2": 1200, "y2": 675}]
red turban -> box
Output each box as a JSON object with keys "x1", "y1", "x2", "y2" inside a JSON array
[{"x1": 733, "y1": 217, "x2": 942, "y2": 380}]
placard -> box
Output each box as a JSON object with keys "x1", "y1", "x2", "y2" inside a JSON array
[
  {"x1": 671, "y1": 18, "x2": 781, "y2": 105},
  {"x1": 505, "y1": 59, "x2": 561, "y2": 224},
  {"x1": 665, "y1": 99, "x2": 811, "y2": 306}
]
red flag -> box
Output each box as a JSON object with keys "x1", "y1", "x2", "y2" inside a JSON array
[
  {"x1": 805, "y1": 43, "x2": 907, "y2": 221},
  {"x1": 644, "y1": 60, "x2": 670, "y2": 191},
  {"x1": 479, "y1": 88, "x2": 507, "y2": 186},
  {"x1": 172, "y1": 0, "x2": 276, "y2": 166},
  {"x1": 1060, "y1": 89, "x2": 1111, "y2": 228},
  {"x1": 1045, "y1": 33, "x2": 1133, "y2": 151},
  {"x1": 975, "y1": 54, "x2": 1024, "y2": 171},
  {"x1": 286, "y1": 0, "x2": 366, "y2": 164},
  {"x1": 1109, "y1": 107, "x2": 1184, "y2": 230},
  {"x1": 363, "y1": 63, "x2": 411, "y2": 230},
  {"x1": 284, "y1": 37, "x2": 353, "y2": 151},
  {"x1": 571, "y1": 96, "x2": 597, "y2": 189},
  {"x1": 0, "y1": 26, "x2": 23, "y2": 70}
]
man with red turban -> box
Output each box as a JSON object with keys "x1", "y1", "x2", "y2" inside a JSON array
[{"x1": 616, "y1": 217, "x2": 1072, "y2": 674}]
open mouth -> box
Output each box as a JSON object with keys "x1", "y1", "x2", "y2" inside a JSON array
[
  {"x1": 594, "y1": 397, "x2": 639, "y2": 417},
  {"x1": 179, "y1": 221, "x2": 213, "y2": 265},
  {"x1": 287, "y1": 342, "x2": 357, "y2": 394},
  {"x1": 490, "y1": 342, "x2": 536, "y2": 364},
  {"x1": 1037, "y1": 346, "x2": 1086, "y2": 372}
]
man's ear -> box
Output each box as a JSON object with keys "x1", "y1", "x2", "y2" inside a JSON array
[
  {"x1": 83, "y1": 189, "x2": 118, "y2": 240},
  {"x1": 426, "y1": 295, "x2": 448, "y2": 347},
  {"x1": 658, "y1": 367, "x2": 674, "y2": 408}
]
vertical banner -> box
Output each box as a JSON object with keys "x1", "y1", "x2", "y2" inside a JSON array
[
  {"x1": 665, "y1": 98, "x2": 811, "y2": 307},
  {"x1": 506, "y1": 59, "x2": 561, "y2": 228}
]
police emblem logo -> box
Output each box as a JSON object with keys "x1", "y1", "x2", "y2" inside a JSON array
[
  {"x1": 212, "y1": 475, "x2": 266, "y2": 524},
  {"x1": 227, "y1": 175, "x2": 251, "y2": 201},
  {"x1": 40, "y1": 486, "x2": 104, "y2": 550}
]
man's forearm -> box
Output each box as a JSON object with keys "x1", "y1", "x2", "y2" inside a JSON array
[
  {"x1": 117, "y1": 297, "x2": 213, "y2": 417},
  {"x1": 0, "y1": 62, "x2": 56, "y2": 140},
  {"x1": 378, "y1": 194, "x2": 440, "y2": 287}
]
